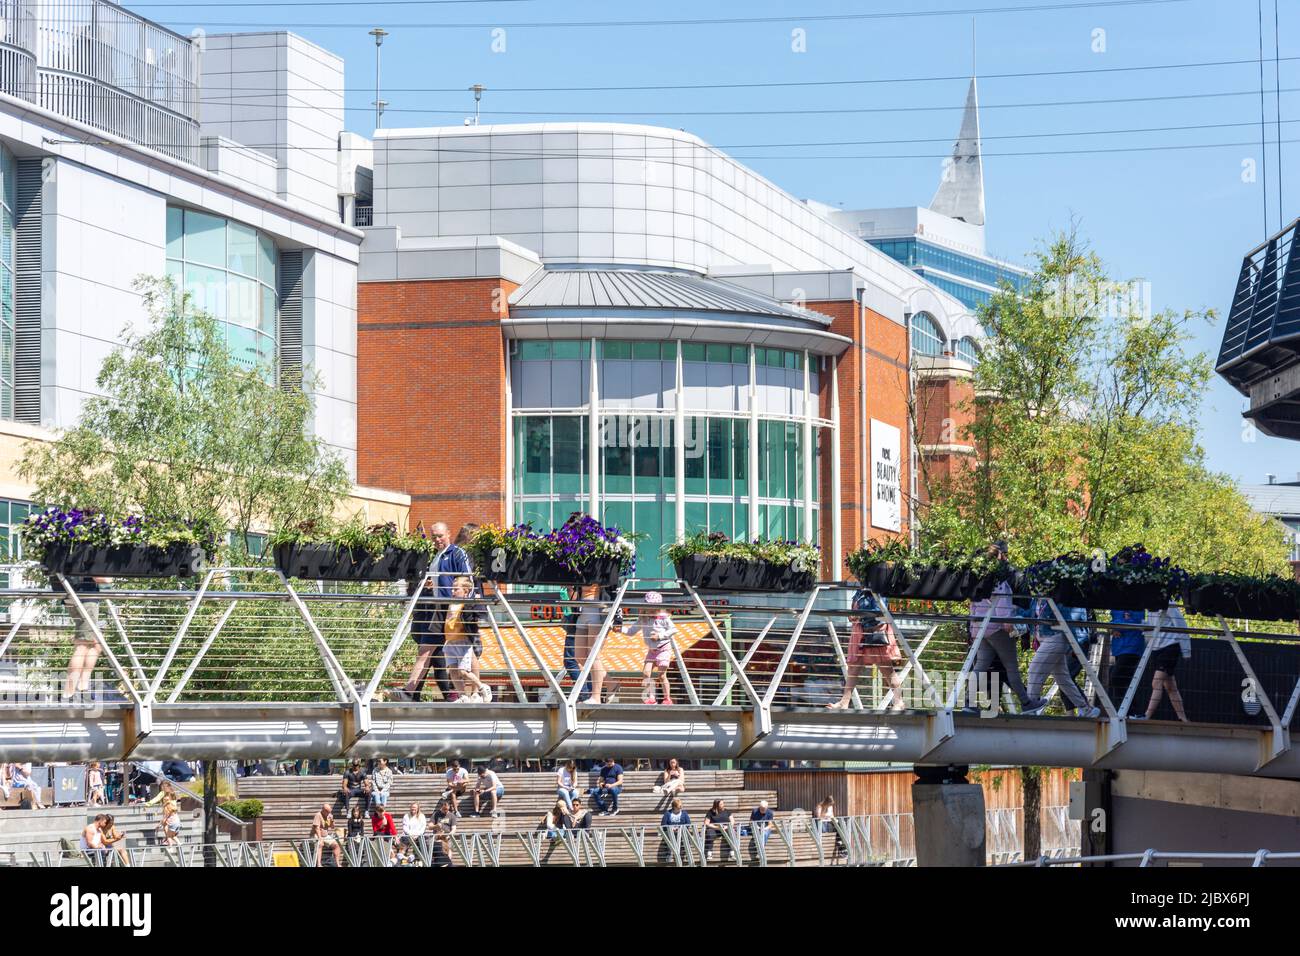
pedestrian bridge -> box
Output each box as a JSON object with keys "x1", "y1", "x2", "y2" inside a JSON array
[{"x1": 0, "y1": 569, "x2": 1296, "y2": 777}]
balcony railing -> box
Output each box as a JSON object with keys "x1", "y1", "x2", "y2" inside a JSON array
[{"x1": 0, "y1": 0, "x2": 202, "y2": 165}]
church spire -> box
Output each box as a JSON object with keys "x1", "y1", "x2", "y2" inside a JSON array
[{"x1": 929, "y1": 75, "x2": 986, "y2": 226}]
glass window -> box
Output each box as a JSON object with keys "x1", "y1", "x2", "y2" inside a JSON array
[
  {"x1": 661, "y1": 341, "x2": 676, "y2": 361},
  {"x1": 600, "y1": 340, "x2": 632, "y2": 360},
  {"x1": 707, "y1": 418, "x2": 731, "y2": 495},
  {"x1": 521, "y1": 417, "x2": 550, "y2": 495},
  {"x1": 633, "y1": 341, "x2": 660, "y2": 360},
  {"x1": 520, "y1": 340, "x2": 550, "y2": 361},
  {"x1": 227, "y1": 222, "x2": 258, "y2": 276},
  {"x1": 682, "y1": 342, "x2": 706, "y2": 363},
  {"x1": 182, "y1": 210, "x2": 226, "y2": 268},
  {"x1": 552, "y1": 416, "x2": 584, "y2": 495},
  {"x1": 954, "y1": 336, "x2": 981, "y2": 365},
  {"x1": 706, "y1": 343, "x2": 729, "y2": 364},
  {"x1": 731, "y1": 345, "x2": 748, "y2": 365},
  {"x1": 168, "y1": 207, "x2": 279, "y2": 380},
  {"x1": 166, "y1": 206, "x2": 183, "y2": 259},
  {"x1": 911, "y1": 312, "x2": 945, "y2": 357},
  {"x1": 552, "y1": 340, "x2": 583, "y2": 360}
]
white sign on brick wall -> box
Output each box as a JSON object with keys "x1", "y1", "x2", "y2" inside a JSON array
[{"x1": 870, "y1": 419, "x2": 902, "y2": 532}]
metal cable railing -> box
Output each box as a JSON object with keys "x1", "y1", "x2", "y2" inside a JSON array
[
  {"x1": 0, "y1": 568, "x2": 1297, "y2": 769},
  {"x1": 0, "y1": 807, "x2": 1078, "y2": 868}
]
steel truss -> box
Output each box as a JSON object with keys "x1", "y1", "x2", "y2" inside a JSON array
[{"x1": 0, "y1": 572, "x2": 1297, "y2": 777}]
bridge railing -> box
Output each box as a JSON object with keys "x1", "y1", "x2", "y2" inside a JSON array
[
  {"x1": 0, "y1": 568, "x2": 1297, "y2": 770},
  {"x1": 0, "y1": 807, "x2": 1077, "y2": 867}
]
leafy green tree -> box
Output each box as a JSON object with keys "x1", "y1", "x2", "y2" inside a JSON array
[
  {"x1": 19, "y1": 276, "x2": 350, "y2": 551},
  {"x1": 914, "y1": 230, "x2": 1290, "y2": 861},
  {"x1": 917, "y1": 228, "x2": 1290, "y2": 575}
]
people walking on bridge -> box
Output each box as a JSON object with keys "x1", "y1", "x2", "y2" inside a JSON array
[
  {"x1": 626, "y1": 590, "x2": 677, "y2": 705},
  {"x1": 828, "y1": 588, "x2": 905, "y2": 712},
  {"x1": 1108, "y1": 608, "x2": 1146, "y2": 715},
  {"x1": 1026, "y1": 599, "x2": 1098, "y2": 717},
  {"x1": 574, "y1": 582, "x2": 613, "y2": 705},
  {"x1": 61, "y1": 576, "x2": 110, "y2": 702},
  {"x1": 969, "y1": 542, "x2": 1043, "y2": 715},
  {"x1": 400, "y1": 573, "x2": 454, "y2": 702},
  {"x1": 561, "y1": 586, "x2": 593, "y2": 701},
  {"x1": 589, "y1": 757, "x2": 624, "y2": 815},
  {"x1": 442, "y1": 576, "x2": 492, "y2": 703},
  {"x1": 1135, "y1": 601, "x2": 1191, "y2": 722}
]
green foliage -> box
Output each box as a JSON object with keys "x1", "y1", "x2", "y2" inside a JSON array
[
  {"x1": 663, "y1": 530, "x2": 820, "y2": 573},
  {"x1": 843, "y1": 539, "x2": 1001, "y2": 580},
  {"x1": 270, "y1": 514, "x2": 438, "y2": 558},
  {"x1": 18, "y1": 276, "x2": 350, "y2": 560},
  {"x1": 219, "y1": 798, "x2": 265, "y2": 820},
  {"x1": 917, "y1": 228, "x2": 1289, "y2": 576}
]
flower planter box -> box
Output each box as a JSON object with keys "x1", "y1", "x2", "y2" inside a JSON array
[
  {"x1": 477, "y1": 550, "x2": 622, "y2": 588},
  {"x1": 674, "y1": 555, "x2": 816, "y2": 593},
  {"x1": 1047, "y1": 579, "x2": 1169, "y2": 612},
  {"x1": 40, "y1": 542, "x2": 207, "y2": 579},
  {"x1": 854, "y1": 563, "x2": 976, "y2": 601},
  {"x1": 1182, "y1": 584, "x2": 1297, "y2": 622},
  {"x1": 274, "y1": 542, "x2": 431, "y2": 583}
]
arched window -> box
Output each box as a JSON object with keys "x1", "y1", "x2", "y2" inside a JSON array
[
  {"x1": 911, "y1": 312, "x2": 945, "y2": 357},
  {"x1": 954, "y1": 336, "x2": 981, "y2": 365}
]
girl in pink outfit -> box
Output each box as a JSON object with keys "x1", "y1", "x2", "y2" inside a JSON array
[{"x1": 628, "y1": 591, "x2": 677, "y2": 705}]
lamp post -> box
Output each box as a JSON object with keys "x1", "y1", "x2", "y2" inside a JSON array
[{"x1": 369, "y1": 27, "x2": 389, "y2": 129}]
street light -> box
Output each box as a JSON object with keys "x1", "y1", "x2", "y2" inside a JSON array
[{"x1": 369, "y1": 27, "x2": 389, "y2": 130}]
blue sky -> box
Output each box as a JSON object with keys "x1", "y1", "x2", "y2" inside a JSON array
[{"x1": 147, "y1": 0, "x2": 1295, "y2": 484}]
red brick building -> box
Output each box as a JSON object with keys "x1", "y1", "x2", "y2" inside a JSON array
[{"x1": 355, "y1": 123, "x2": 981, "y2": 580}]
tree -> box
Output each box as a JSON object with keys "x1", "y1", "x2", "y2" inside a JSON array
[
  {"x1": 917, "y1": 228, "x2": 1290, "y2": 574},
  {"x1": 19, "y1": 276, "x2": 350, "y2": 552},
  {"x1": 915, "y1": 229, "x2": 1291, "y2": 861}
]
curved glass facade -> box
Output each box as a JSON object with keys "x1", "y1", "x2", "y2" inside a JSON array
[
  {"x1": 510, "y1": 339, "x2": 825, "y2": 583},
  {"x1": 166, "y1": 206, "x2": 278, "y2": 372}
]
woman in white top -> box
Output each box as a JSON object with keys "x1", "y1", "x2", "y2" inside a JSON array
[
  {"x1": 555, "y1": 760, "x2": 579, "y2": 811},
  {"x1": 1137, "y1": 602, "x2": 1191, "y2": 722},
  {"x1": 402, "y1": 802, "x2": 428, "y2": 839},
  {"x1": 655, "y1": 758, "x2": 686, "y2": 797}
]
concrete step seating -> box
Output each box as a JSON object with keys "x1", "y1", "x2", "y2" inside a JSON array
[
  {"x1": 0, "y1": 802, "x2": 209, "y2": 864},
  {"x1": 238, "y1": 770, "x2": 841, "y2": 866},
  {"x1": 237, "y1": 775, "x2": 832, "y2": 863}
]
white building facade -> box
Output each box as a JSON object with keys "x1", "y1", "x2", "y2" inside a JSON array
[{"x1": 0, "y1": 1, "x2": 361, "y2": 474}]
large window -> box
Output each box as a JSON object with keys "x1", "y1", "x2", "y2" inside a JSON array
[
  {"x1": 0, "y1": 147, "x2": 14, "y2": 420},
  {"x1": 954, "y1": 336, "x2": 981, "y2": 365},
  {"x1": 166, "y1": 207, "x2": 278, "y2": 372},
  {"x1": 911, "y1": 312, "x2": 945, "y2": 357},
  {"x1": 511, "y1": 339, "x2": 826, "y2": 584}
]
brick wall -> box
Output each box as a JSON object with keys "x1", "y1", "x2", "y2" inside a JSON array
[
  {"x1": 357, "y1": 277, "x2": 517, "y2": 534},
  {"x1": 808, "y1": 298, "x2": 913, "y2": 566}
]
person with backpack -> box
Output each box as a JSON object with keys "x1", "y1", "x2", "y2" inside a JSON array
[
  {"x1": 1026, "y1": 598, "x2": 1098, "y2": 717},
  {"x1": 827, "y1": 589, "x2": 905, "y2": 712},
  {"x1": 968, "y1": 541, "x2": 1043, "y2": 715}
]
